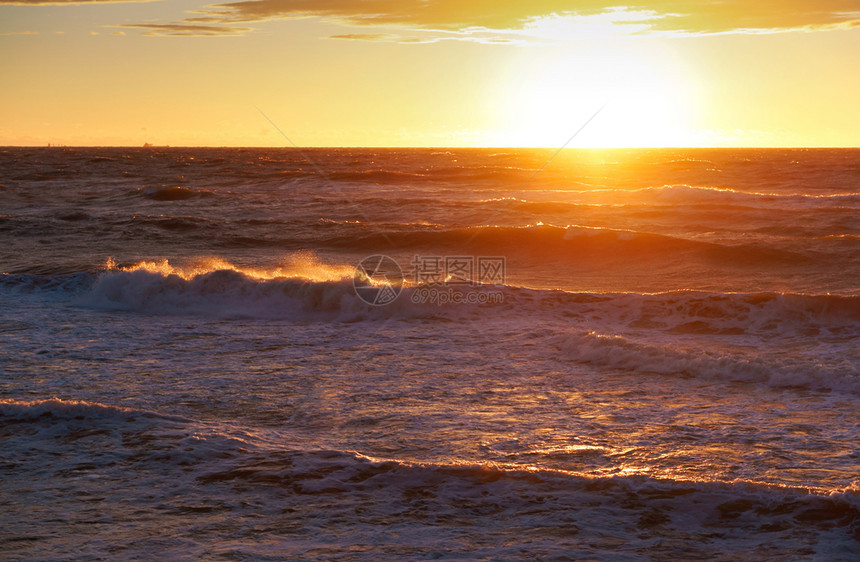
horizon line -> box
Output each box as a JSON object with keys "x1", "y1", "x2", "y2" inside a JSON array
[{"x1": 3, "y1": 144, "x2": 859, "y2": 150}]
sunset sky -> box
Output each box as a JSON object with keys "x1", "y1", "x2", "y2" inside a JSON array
[{"x1": 1, "y1": 1, "x2": 859, "y2": 147}]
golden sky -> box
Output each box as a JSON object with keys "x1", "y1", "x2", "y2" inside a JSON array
[{"x1": 1, "y1": 0, "x2": 858, "y2": 147}]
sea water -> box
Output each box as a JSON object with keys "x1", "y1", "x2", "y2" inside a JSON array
[{"x1": 1, "y1": 147, "x2": 858, "y2": 559}]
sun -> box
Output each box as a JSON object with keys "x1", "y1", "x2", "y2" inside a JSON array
[{"x1": 491, "y1": 36, "x2": 699, "y2": 148}]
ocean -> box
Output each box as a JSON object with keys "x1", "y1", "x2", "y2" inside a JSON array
[{"x1": 1, "y1": 147, "x2": 858, "y2": 559}]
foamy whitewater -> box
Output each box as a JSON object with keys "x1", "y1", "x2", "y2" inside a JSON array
[{"x1": 1, "y1": 147, "x2": 859, "y2": 559}]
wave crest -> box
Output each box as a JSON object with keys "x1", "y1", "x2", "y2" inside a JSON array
[
  {"x1": 554, "y1": 330, "x2": 860, "y2": 394},
  {"x1": 134, "y1": 186, "x2": 215, "y2": 201},
  {"x1": 0, "y1": 398, "x2": 190, "y2": 423}
]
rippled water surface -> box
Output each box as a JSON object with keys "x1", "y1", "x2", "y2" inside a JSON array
[{"x1": 1, "y1": 147, "x2": 859, "y2": 559}]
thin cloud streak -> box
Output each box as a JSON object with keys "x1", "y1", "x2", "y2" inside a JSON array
[
  {"x1": 0, "y1": 0, "x2": 157, "y2": 4},
  {"x1": 117, "y1": 23, "x2": 251, "y2": 36},
  {"x1": 328, "y1": 33, "x2": 398, "y2": 42}
]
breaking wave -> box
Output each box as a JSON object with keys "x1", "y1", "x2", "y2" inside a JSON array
[
  {"x1": 2, "y1": 398, "x2": 858, "y2": 559},
  {"x1": 3, "y1": 257, "x2": 858, "y2": 333}
]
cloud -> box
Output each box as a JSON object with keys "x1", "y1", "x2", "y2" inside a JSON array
[
  {"x1": 193, "y1": 0, "x2": 860, "y2": 35},
  {"x1": 0, "y1": 30, "x2": 39, "y2": 35},
  {"x1": 32, "y1": 0, "x2": 856, "y2": 39},
  {"x1": 328, "y1": 33, "x2": 399, "y2": 41},
  {"x1": 0, "y1": 0, "x2": 157, "y2": 4},
  {"x1": 325, "y1": 31, "x2": 519, "y2": 44},
  {"x1": 116, "y1": 23, "x2": 251, "y2": 36}
]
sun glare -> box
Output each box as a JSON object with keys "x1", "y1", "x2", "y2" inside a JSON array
[{"x1": 493, "y1": 34, "x2": 698, "y2": 148}]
